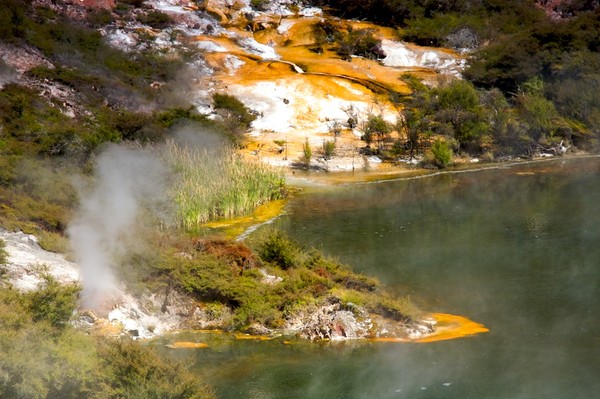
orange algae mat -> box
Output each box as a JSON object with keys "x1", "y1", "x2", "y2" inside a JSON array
[{"x1": 370, "y1": 313, "x2": 489, "y2": 344}]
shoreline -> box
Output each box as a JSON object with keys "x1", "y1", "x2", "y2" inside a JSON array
[{"x1": 280, "y1": 152, "x2": 600, "y2": 187}]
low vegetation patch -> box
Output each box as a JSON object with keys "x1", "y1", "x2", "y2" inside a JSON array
[
  {"x1": 0, "y1": 279, "x2": 215, "y2": 399},
  {"x1": 163, "y1": 228, "x2": 421, "y2": 331}
]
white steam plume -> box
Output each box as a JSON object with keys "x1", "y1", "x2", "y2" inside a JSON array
[{"x1": 68, "y1": 144, "x2": 170, "y2": 312}]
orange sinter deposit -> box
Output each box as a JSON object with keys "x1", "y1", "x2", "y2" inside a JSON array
[
  {"x1": 370, "y1": 313, "x2": 489, "y2": 344},
  {"x1": 182, "y1": 2, "x2": 465, "y2": 171},
  {"x1": 415, "y1": 313, "x2": 489, "y2": 343}
]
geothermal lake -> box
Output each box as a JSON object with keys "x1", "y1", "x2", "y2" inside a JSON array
[{"x1": 160, "y1": 157, "x2": 600, "y2": 398}]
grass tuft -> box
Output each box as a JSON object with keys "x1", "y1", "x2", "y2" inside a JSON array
[{"x1": 164, "y1": 141, "x2": 285, "y2": 228}]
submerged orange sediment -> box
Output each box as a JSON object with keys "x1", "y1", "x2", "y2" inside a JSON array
[
  {"x1": 166, "y1": 341, "x2": 209, "y2": 349},
  {"x1": 235, "y1": 333, "x2": 273, "y2": 341},
  {"x1": 201, "y1": 198, "x2": 287, "y2": 238},
  {"x1": 370, "y1": 313, "x2": 489, "y2": 344}
]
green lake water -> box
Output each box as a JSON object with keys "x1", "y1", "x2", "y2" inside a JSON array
[{"x1": 160, "y1": 157, "x2": 600, "y2": 399}]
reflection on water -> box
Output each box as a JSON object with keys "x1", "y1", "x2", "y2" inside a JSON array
[{"x1": 161, "y1": 158, "x2": 600, "y2": 399}]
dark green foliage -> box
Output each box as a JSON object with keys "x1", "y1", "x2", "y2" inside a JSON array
[
  {"x1": 430, "y1": 138, "x2": 453, "y2": 168},
  {"x1": 156, "y1": 107, "x2": 210, "y2": 128},
  {"x1": 401, "y1": 12, "x2": 466, "y2": 47},
  {"x1": 305, "y1": 251, "x2": 379, "y2": 292},
  {"x1": 308, "y1": 0, "x2": 416, "y2": 27},
  {"x1": 0, "y1": 287, "x2": 214, "y2": 399},
  {"x1": 466, "y1": 10, "x2": 600, "y2": 93},
  {"x1": 164, "y1": 228, "x2": 415, "y2": 330},
  {"x1": 118, "y1": 0, "x2": 146, "y2": 7},
  {"x1": 398, "y1": 108, "x2": 428, "y2": 158},
  {"x1": 28, "y1": 66, "x2": 101, "y2": 91},
  {"x1": 313, "y1": 0, "x2": 600, "y2": 150},
  {"x1": 322, "y1": 139, "x2": 336, "y2": 160},
  {"x1": 87, "y1": 8, "x2": 114, "y2": 27},
  {"x1": 97, "y1": 338, "x2": 215, "y2": 399},
  {"x1": 0, "y1": 240, "x2": 7, "y2": 273},
  {"x1": 399, "y1": 77, "x2": 490, "y2": 153},
  {"x1": 363, "y1": 114, "x2": 392, "y2": 149},
  {"x1": 212, "y1": 93, "x2": 256, "y2": 136},
  {"x1": 433, "y1": 79, "x2": 489, "y2": 151},
  {"x1": 312, "y1": 20, "x2": 339, "y2": 45},
  {"x1": 176, "y1": 253, "x2": 241, "y2": 306},
  {"x1": 0, "y1": 288, "x2": 99, "y2": 399},
  {"x1": 0, "y1": 0, "x2": 28, "y2": 42},
  {"x1": 27, "y1": 275, "x2": 80, "y2": 328},
  {"x1": 337, "y1": 29, "x2": 383, "y2": 60},
  {"x1": 137, "y1": 11, "x2": 172, "y2": 29},
  {"x1": 257, "y1": 230, "x2": 300, "y2": 270},
  {"x1": 250, "y1": 0, "x2": 270, "y2": 11},
  {"x1": 515, "y1": 77, "x2": 562, "y2": 142}
]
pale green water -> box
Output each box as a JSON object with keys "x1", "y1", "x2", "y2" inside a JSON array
[{"x1": 160, "y1": 157, "x2": 600, "y2": 398}]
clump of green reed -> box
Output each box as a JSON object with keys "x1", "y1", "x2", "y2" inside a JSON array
[{"x1": 164, "y1": 141, "x2": 285, "y2": 228}]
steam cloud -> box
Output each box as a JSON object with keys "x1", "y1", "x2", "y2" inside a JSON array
[
  {"x1": 68, "y1": 144, "x2": 170, "y2": 311},
  {"x1": 0, "y1": 60, "x2": 17, "y2": 86}
]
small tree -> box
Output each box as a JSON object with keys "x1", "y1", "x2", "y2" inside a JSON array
[
  {"x1": 517, "y1": 77, "x2": 561, "y2": 142},
  {"x1": 328, "y1": 121, "x2": 343, "y2": 137},
  {"x1": 398, "y1": 110, "x2": 428, "y2": 158},
  {"x1": 433, "y1": 79, "x2": 489, "y2": 151},
  {"x1": 212, "y1": 93, "x2": 256, "y2": 137},
  {"x1": 363, "y1": 114, "x2": 392, "y2": 150}
]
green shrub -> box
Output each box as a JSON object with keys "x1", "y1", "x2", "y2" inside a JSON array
[
  {"x1": 337, "y1": 29, "x2": 383, "y2": 59},
  {"x1": 250, "y1": 0, "x2": 269, "y2": 11},
  {"x1": 256, "y1": 230, "x2": 300, "y2": 270},
  {"x1": 27, "y1": 275, "x2": 80, "y2": 328},
  {"x1": 175, "y1": 253, "x2": 240, "y2": 306},
  {"x1": 430, "y1": 138, "x2": 453, "y2": 168},
  {"x1": 28, "y1": 66, "x2": 101, "y2": 91},
  {"x1": 137, "y1": 11, "x2": 172, "y2": 29},
  {"x1": 0, "y1": 0, "x2": 27, "y2": 42},
  {"x1": 322, "y1": 139, "x2": 336, "y2": 160},
  {"x1": 87, "y1": 8, "x2": 114, "y2": 27},
  {"x1": 0, "y1": 289, "x2": 99, "y2": 399},
  {"x1": 155, "y1": 107, "x2": 210, "y2": 128},
  {"x1": 97, "y1": 338, "x2": 215, "y2": 399},
  {"x1": 371, "y1": 295, "x2": 422, "y2": 321}
]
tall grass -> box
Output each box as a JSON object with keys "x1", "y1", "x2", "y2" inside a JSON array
[{"x1": 164, "y1": 141, "x2": 285, "y2": 229}]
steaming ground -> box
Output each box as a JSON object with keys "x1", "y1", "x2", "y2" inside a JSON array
[
  {"x1": 0, "y1": 225, "x2": 193, "y2": 339},
  {"x1": 68, "y1": 144, "x2": 172, "y2": 311},
  {"x1": 1, "y1": 143, "x2": 189, "y2": 339}
]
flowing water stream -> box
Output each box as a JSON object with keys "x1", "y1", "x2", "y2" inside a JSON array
[{"x1": 159, "y1": 157, "x2": 600, "y2": 398}]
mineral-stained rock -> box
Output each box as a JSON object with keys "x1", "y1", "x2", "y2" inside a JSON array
[{"x1": 288, "y1": 299, "x2": 372, "y2": 341}]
